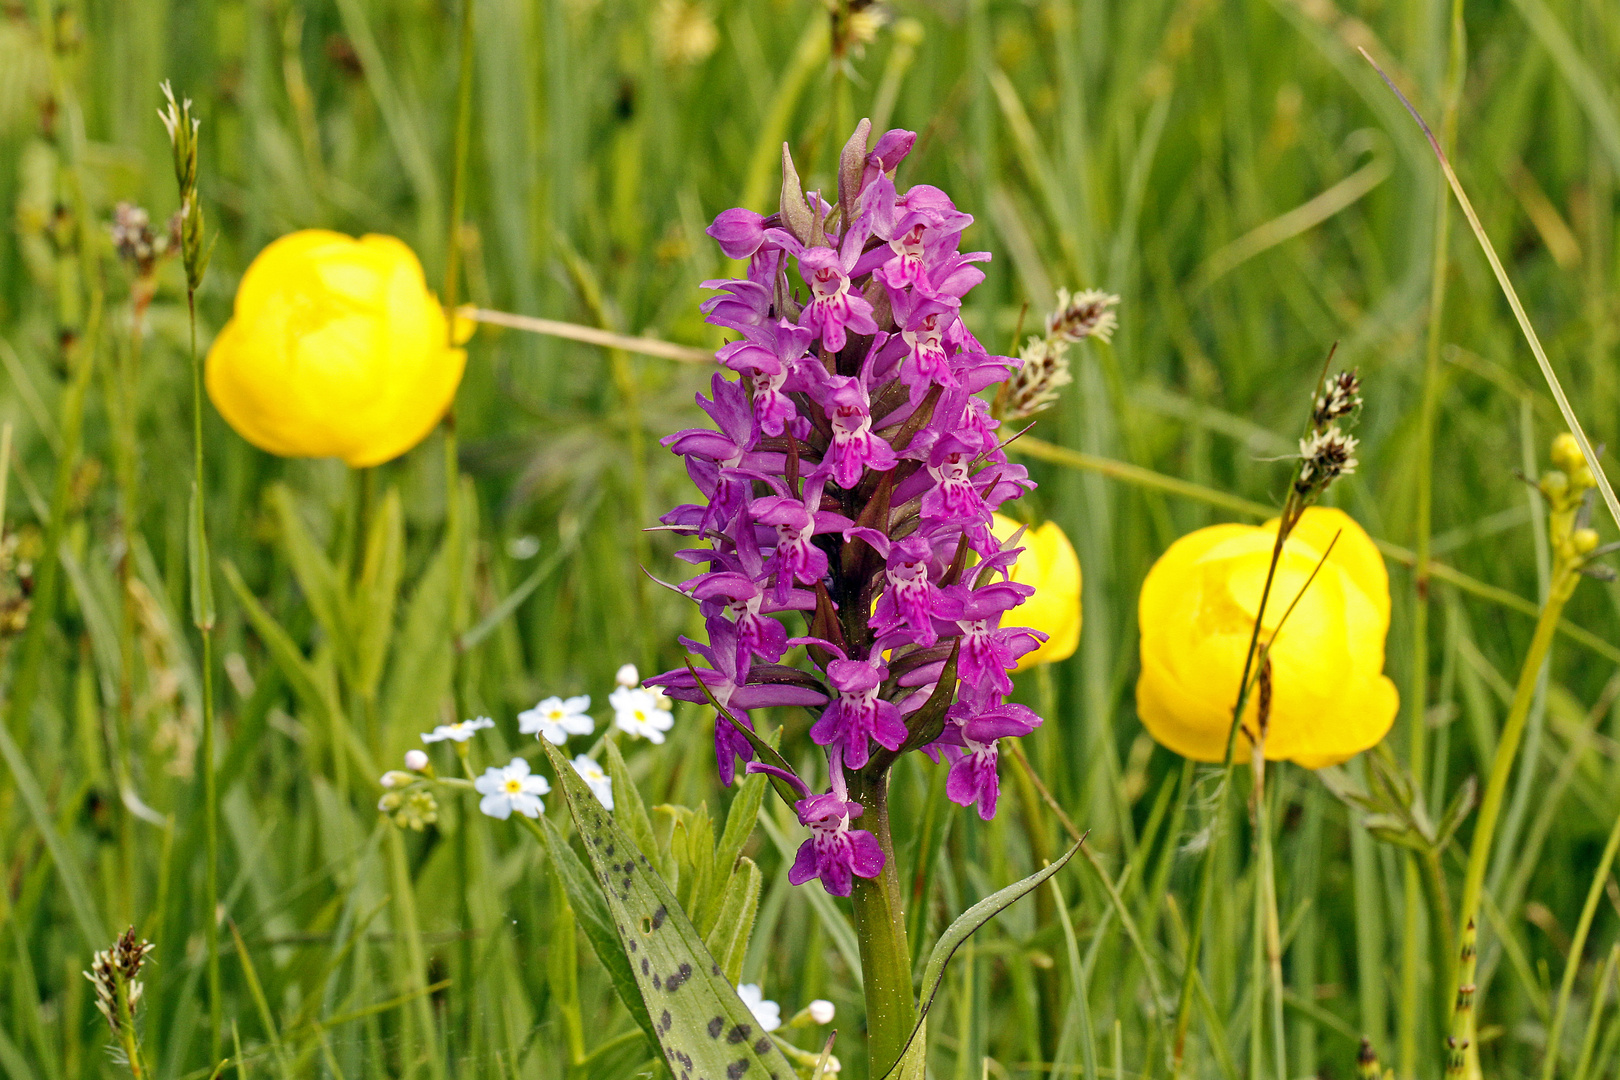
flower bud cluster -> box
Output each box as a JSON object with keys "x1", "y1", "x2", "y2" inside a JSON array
[
  {"x1": 378, "y1": 748, "x2": 440, "y2": 830},
  {"x1": 1541, "y1": 432, "x2": 1604, "y2": 594},
  {"x1": 84, "y1": 927, "x2": 155, "y2": 1035},
  {"x1": 649, "y1": 121, "x2": 1043, "y2": 896},
  {"x1": 1295, "y1": 368, "x2": 1361, "y2": 499},
  {"x1": 110, "y1": 202, "x2": 180, "y2": 280},
  {"x1": 997, "y1": 288, "x2": 1119, "y2": 423},
  {"x1": 158, "y1": 81, "x2": 210, "y2": 293}
]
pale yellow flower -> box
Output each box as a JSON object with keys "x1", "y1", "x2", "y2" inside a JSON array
[
  {"x1": 992, "y1": 514, "x2": 1082, "y2": 670},
  {"x1": 1135, "y1": 506, "x2": 1397, "y2": 768},
  {"x1": 205, "y1": 230, "x2": 471, "y2": 467}
]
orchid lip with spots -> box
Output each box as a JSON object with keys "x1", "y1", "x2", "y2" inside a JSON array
[{"x1": 648, "y1": 120, "x2": 1045, "y2": 896}]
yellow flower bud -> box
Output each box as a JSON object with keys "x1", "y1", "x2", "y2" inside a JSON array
[
  {"x1": 992, "y1": 514, "x2": 1082, "y2": 670},
  {"x1": 1550, "y1": 432, "x2": 1583, "y2": 473},
  {"x1": 1135, "y1": 506, "x2": 1397, "y2": 769},
  {"x1": 205, "y1": 230, "x2": 472, "y2": 468},
  {"x1": 1573, "y1": 527, "x2": 1600, "y2": 555}
]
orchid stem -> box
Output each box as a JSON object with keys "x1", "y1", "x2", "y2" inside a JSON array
[{"x1": 846, "y1": 769, "x2": 923, "y2": 1079}]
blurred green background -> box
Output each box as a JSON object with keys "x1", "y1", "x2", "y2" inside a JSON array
[{"x1": 3, "y1": 0, "x2": 1620, "y2": 1077}]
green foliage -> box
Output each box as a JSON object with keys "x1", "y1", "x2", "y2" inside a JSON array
[
  {"x1": 540, "y1": 739, "x2": 796, "y2": 1080},
  {"x1": 2, "y1": 1, "x2": 1620, "y2": 1079}
]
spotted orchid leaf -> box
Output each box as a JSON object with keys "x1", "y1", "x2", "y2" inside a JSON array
[
  {"x1": 531, "y1": 813, "x2": 658, "y2": 1048},
  {"x1": 540, "y1": 740, "x2": 797, "y2": 1080}
]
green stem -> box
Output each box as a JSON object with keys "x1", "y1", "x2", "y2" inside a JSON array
[
  {"x1": 1410, "y1": 8, "x2": 1466, "y2": 1070},
  {"x1": 1255, "y1": 756, "x2": 1288, "y2": 1080},
  {"x1": 1450, "y1": 574, "x2": 1573, "y2": 1078},
  {"x1": 846, "y1": 770, "x2": 921, "y2": 1079},
  {"x1": 188, "y1": 288, "x2": 222, "y2": 1061},
  {"x1": 438, "y1": 10, "x2": 476, "y2": 1070},
  {"x1": 1172, "y1": 504, "x2": 1296, "y2": 1074},
  {"x1": 115, "y1": 965, "x2": 147, "y2": 1079}
]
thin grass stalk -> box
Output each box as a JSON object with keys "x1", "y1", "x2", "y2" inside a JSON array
[
  {"x1": 1448, "y1": 581, "x2": 1572, "y2": 1078},
  {"x1": 1571, "y1": 946, "x2": 1619, "y2": 1080},
  {"x1": 1407, "y1": 9, "x2": 1468, "y2": 1071},
  {"x1": 1171, "y1": 502, "x2": 1294, "y2": 1075},
  {"x1": 1249, "y1": 789, "x2": 1267, "y2": 1078},
  {"x1": 157, "y1": 76, "x2": 225, "y2": 1062},
  {"x1": 442, "y1": 1, "x2": 477, "y2": 1069},
  {"x1": 187, "y1": 274, "x2": 222, "y2": 1065},
  {"x1": 1539, "y1": 808, "x2": 1620, "y2": 1080},
  {"x1": 1255, "y1": 760, "x2": 1287, "y2": 1080},
  {"x1": 1362, "y1": 49, "x2": 1620, "y2": 533}
]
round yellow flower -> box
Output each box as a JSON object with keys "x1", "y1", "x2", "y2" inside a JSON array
[
  {"x1": 205, "y1": 230, "x2": 471, "y2": 468},
  {"x1": 1135, "y1": 506, "x2": 1397, "y2": 768},
  {"x1": 992, "y1": 514, "x2": 1082, "y2": 670}
]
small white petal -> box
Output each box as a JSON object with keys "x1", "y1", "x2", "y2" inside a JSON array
[
  {"x1": 615, "y1": 663, "x2": 640, "y2": 687},
  {"x1": 404, "y1": 750, "x2": 429, "y2": 772},
  {"x1": 809, "y1": 1000, "x2": 835, "y2": 1025}
]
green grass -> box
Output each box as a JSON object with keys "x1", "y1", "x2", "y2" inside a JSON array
[{"x1": 3, "y1": 0, "x2": 1620, "y2": 1077}]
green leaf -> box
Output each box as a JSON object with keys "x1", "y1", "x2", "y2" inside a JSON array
[
  {"x1": 351, "y1": 488, "x2": 403, "y2": 700},
  {"x1": 456, "y1": 491, "x2": 599, "y2": 653},
  {"x1": 604, "y1": 737, "x2": 669, "y2": 882},
  {"x1": 269, "y1": 484, "x2": 344, "y2": 658},
  {"x1": 881, "y1": 838, "x2": 1084, "y2": 1079},
  {"x1": 539, "y1": 740, "x2": 797, "y2": 1080},
  {"x1": 527, "y1": 813, "x2": 658, "y2": 1049},
  {"x1": 678, "y1": 804, "x2": 715, "y2": 930},
  {"x1": 706, "y1": 768, "x2": 769, "y2": 929},
  {"x1": 1435, "y1": 775, "x2": 1478, "y2": 849},
  {"x1": 189, "y1": 481, "x2": 215, "y2": 631},
  {"x1": 0, "y1": 721, "x2": 105, "y2": 951},
  {"x1": 703, "y1": 856, "x2": 761, "y2": 986},
  {"x1": 221, "y1": 560, "x2": 332, "y2": 728},
  {"x1": 381, "y1": 539, "x2": 454, "y2": 738}
]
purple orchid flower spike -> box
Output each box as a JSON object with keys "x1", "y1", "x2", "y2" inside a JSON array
[
  {"x1": 794, "y1": 225, "x2": 881, "y2": 353},
  {"x1": 810, "y1": 369, "x2": 897, "y2": 489},
  {"x1": 700, "y1": 278, "x2": 773, "y2": 333},
  {"x1": 717, "y1": 319, "x2": 815, "y2": 438},
  {"x1": 750, "y1": 475, "x2": 851, "y2": 604},
  {"x1": 788, "y1": 789, "x2": 884, "y2": 897},
  {"x1": 707, "y1": 207, "x2": 768, "y2": 259},
  {"x1": 809, "y1": 653, "x2": 908, "y2": 771},
  {"x1": 751, "y1": 753, "x2": 885, "y2": 898},
  {"x1": 655, "y1": 120, "x2": 1050, "y2": 896},
  {"x1": 940, "y1": 685, "x2": 1042, "y2": 819}
]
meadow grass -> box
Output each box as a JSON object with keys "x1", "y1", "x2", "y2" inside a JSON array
[{"x1": 2, "y1": 0, "x2": 1620, "y2": 1077}]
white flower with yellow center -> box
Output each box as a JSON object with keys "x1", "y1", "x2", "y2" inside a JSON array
[
  {"x1": 421, "y1": 716, "x2": 494, "y2": 744},
  {"x1": 571, "y1": 754, "x2": 614, "y2": 810},
  {"x1": 610, "y1": 687, "x2": 675, "y2": 743},
  {"x1": 518, "y1": 695, "x2": 593, "y2": 745},
  {"x1": 474, "y1": 758, "x2": 550, "y2": 820}
]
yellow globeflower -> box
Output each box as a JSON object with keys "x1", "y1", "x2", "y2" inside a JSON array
[
  {"x1": 1135, "y1": 506, "x2": 1397, "y2": 769},
  {"x1": 206, "y1": 230, "x2": 471, "y2": 468},
  {"x1": 992, "y1": 513, "x2": 1082, "y2": 670}
]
